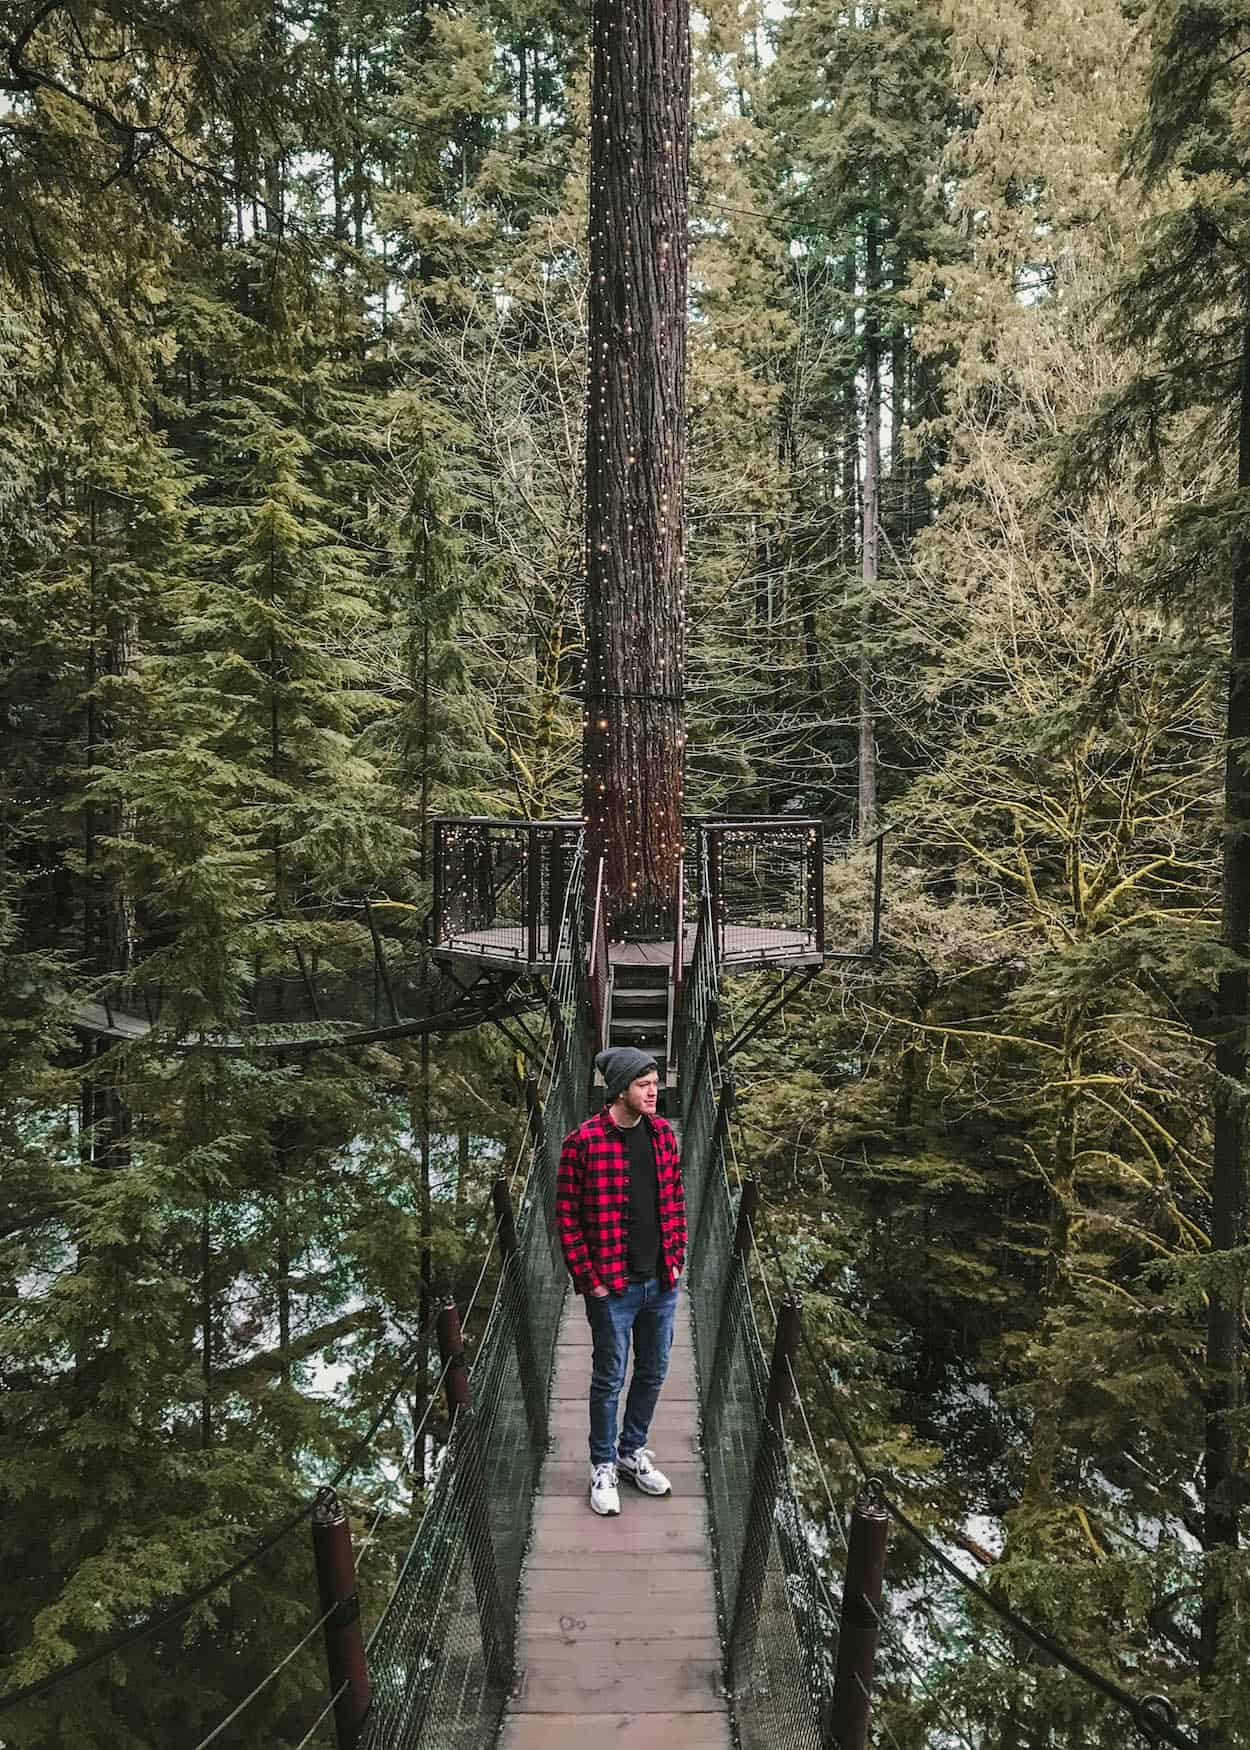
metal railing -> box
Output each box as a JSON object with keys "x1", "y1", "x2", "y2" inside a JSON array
[
  {"x1": 693, "y1": 817, "x2": 825, "y2": 965},
  {"x1": 431, "y1": 818, "x2": 581, "y2": 968},
  {"x1": 678, "y1": 840, "x2": 836, "y2": 1749},
  {"x1": 84, "y1": 898, "x2": 437, "y2": 1043},
  {"x1": 359, "y1": 845, "x2": 591, "y2": 1750}
]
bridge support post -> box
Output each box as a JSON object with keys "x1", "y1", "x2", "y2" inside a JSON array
[
  {"x1": 690, "y1": 1077, "x2": 734, "y2": 1285},
  {"x1": 436, "y1": 1303, "x2": 513, "y2": 1690},
  {"x1": 826, "y1": 1481, "x2": 889, "y2": 1750},
  {"x1": 492, "y1": 1178, "x2": 547, "y2": 1451},
  {"x1": 523, "y1": 1075, "x2": 545, "y2": 1152},
  {"x1": 704, "y1": 1178, "x2": 758, "y2": 1443},
  {"x1": 311, "y1": 1486, "x2": 371, "y2": 1750},
  {"x1": 726, "y1": 1294, "x2": 802, "y2": 1695}
]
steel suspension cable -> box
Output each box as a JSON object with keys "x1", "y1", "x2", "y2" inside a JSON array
[
  {"x1": 0, "y1": 1186, "x2": 498, "y2": 1720},
  {"x1": 182, "y1": 1044, "x2": 559, "y2": 1747},
  {"x1": 748, "y1": 1198, "x2": 1195, "y2": 1750}
]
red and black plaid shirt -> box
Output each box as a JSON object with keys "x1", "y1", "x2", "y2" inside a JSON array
[{"x1": 556, "y1": 1108, "x2": 686, "y2": 1294}]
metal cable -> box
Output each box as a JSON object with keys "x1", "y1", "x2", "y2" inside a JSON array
[
  {"x1": 751, "y1": 1204, "x2": 1195, "y2": 1750},
  {"x1": 191, "y1": 1603, "x2": 339, "y2": 1749},
  {"x1": 292, "y1": 1680, "x2": 347, "y2": 1750}
]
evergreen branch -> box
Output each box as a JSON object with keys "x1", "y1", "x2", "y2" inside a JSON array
[
  {"x1": 210, "y1": 1307, "x2": 378, "y2": 1385},
  {"x1": 884, "y1": 1011, "x2": 1063, "y2": 1057},
  {"x1": 4, "y1": 2, "x2": 288, "y2": 228}
]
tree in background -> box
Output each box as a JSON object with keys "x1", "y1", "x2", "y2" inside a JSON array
[
  {"x1": 1088, "y1": 2, "x2": 1250, "y2": 1735},
  {"x1": 581, "y1": 0, "x2": 690, "y2": 935}
]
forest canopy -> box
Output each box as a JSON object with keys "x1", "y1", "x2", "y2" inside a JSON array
[{"x1": 1, "y1": 0, "x2": 1249, "y2": 1744}]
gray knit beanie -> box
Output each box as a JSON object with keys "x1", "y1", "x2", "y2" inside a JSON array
[{"x1": 595, "y1": 1046, "x2": 658, "y2": 1102}]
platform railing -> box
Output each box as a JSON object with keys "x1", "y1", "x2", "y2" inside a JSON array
[
  {"x1": 697, "y1": 817, "x2": 824, "y2": 965},
  {"x1": 432, "y1": 818, "x2": 581, "y2": 967},
  {"x1": 85, "y1": 896, "x2": 434, "y2": 1043},
  {"x1": 434, "y1": 815, "x2": 828, "y2": 968}
]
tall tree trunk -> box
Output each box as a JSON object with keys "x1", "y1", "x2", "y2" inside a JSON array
[
  {"x1": 277, "y1": 1182, "x2": 291, "y2": 1387},
  {"x1": 858, "y1": 206, "x2": 881, "y2": 840},
  {"x1": 890, "y1": 329, "x2": 909, "y2": 536},
  {"x1": 201, "y1": 1198, "x2": 213, "y2": 1448},
  {"x1": 841, "y1": 253, "x2": 859, "y2": 578},
  {"x1": 351, "y1": 46, "x2": 365, "y2": 252},
  {"x1": 582, "y1": 0, "x2": 690, "y2": 937},
  {"x1": 1200, "y1": 313, "x2": 1250, "y2": 1748}
]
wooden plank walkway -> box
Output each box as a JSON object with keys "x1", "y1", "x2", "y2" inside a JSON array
[{"x1": 499, "y1": 1293, "x2": 732, "y2": 1750}]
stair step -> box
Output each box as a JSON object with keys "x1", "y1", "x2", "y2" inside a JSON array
[
  {"x1": 612, "y1": 991, "x2": 668, "y2": 1016},
  {"x1": 611, "y1": 965, "x2": 669, "y2": 991},
  {"x1": 610, "y1": 1032, "x2": 668, "y2": 1054}
]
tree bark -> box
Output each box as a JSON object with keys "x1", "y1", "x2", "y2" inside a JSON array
[
  {"x1": 1200, "y1": 312, "x2": 1250, "y2": 1748},
  {"x1": 582, "y1": 0, "x2": 690, "y2": 938},
  {"x1": 201, "y1": 1197, "x2": 213, "y2": 1448},
  {"x1": 858, "y1": 205, "x2": 881, "y2": 840}
]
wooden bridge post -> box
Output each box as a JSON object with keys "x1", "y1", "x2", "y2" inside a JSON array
[
  {"x1": 726, "y1": 1294, "x2": 802, "y2": 1695},
  {"x1": 704, "y1": 1178, "x2": 758, "y2": 1441},
  {"x1": 436, "y1": 1303, "x2": 513, "y2": 1689},
  {"x1": 311, "y1": 1486, "x2": 371, "y2": 1750},
  {"x1": 691, "y1": 1075, "x2": 734, "y2": 1272},
  {"x1": 491, "y1": 1178, "x2": 547, "y2": 1450},
  {"x1": 826, "y1": 1481, "x2": 889, "y2": 1750},
  {"x1": 523, "y1": 1075, "x2": 546, "y2": 1152}
]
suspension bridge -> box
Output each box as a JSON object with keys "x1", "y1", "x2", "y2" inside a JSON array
[{"x1": 0, "y1": 818, "x2": 1198, "y2": 1750}]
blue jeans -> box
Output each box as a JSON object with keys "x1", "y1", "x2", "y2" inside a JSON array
[{"x1": 584, "y1": 1277, "x2": 679, "y2": 1465}]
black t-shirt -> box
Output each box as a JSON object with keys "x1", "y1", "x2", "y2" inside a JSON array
[{"x1": 622, "y1": 1118, "x2": 661, "y2": 1280}]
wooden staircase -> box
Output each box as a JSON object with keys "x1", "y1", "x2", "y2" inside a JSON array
[{"x1": 602, "y1": 961, "x2": 676, "y2": 1087}]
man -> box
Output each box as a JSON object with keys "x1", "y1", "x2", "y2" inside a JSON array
[{"x1": 556, "y1": 1045, "x2": 687, "y2": 1516}]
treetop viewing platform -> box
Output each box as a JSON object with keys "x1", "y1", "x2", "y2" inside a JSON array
[{"x1": 431, "y1": 814, "x2": 838, "y2": 977}]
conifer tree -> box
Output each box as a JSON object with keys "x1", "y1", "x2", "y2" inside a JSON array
[{"x1": 1091, "y1": 3, "x2": 1250, "y2": 1733}]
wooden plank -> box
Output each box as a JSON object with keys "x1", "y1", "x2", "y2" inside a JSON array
[
  {"x1": 521, "y1": 1636, "x2": 721, "y2": 1671},
  {"x1": 546, "y1": 1401, "x2": 700, "y2": 1439},
  {"x1": 537, "y1": 1457, "x2": 705, "y2": 1495},
  {"x1": 521, "y1": 1568, "x2": 714, "y2": 1606},
  {"x1": 511, "y1": 1643, "x2": 723, "y2": 1712},
  {"x1": 519, "y1": 1605, "x2": 717, "y2": 1640},
  {"x1": 514, "y1": 1603, "x2": 710, "y2": 1638},
  {"x1": 501, "y1": 1712, "x2": 732, "y2": 1749},
  {"x1": 501, "y1": 1294, "x2": 731, "y2": 1739},
  {"x1": 531, "y1": 1494, "x2": 706, "y2": 1520},
  {"x1": 524, "y1": 1517, "x2": 710, "y2": 1557}
]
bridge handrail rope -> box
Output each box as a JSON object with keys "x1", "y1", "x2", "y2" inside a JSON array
[
  {"x1": 356, "y1": 842, "x2": 592, "y2": 1750},
  {"x1": 752, "y1": 1209, "x2": 1196, "y2": 1750},
  {"x1": 0, "y1": 910, "x2": 570, "y2": 1735},
  {"x1": 696, "y1": 1008, "x2": 1190, "y2": 1743},
  {"x1": 670, "y1": 835, "x2": 1196, "y2": 1750},
  {"x1": 0, "y1": 1285, "x2": 464, "y2": 1721}
]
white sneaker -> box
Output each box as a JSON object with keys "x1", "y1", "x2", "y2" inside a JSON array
[
  {"x1": 589, "y1": 1461, "x2": 620, "y2": 1516},
  {"x1": 618, "y1": 1447, "x2": 672, "y2": 1496}
]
